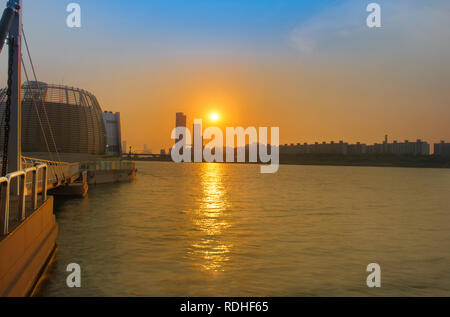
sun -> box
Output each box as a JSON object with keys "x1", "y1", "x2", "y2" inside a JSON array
[{"x1": 210, "y1": 112, "x2": 220, "y2": 122}]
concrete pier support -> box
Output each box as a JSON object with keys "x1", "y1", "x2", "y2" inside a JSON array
[
  {"x1": 48, "y1": 182, "x2": 88, "y2": 198},
  {"x1": 48, "y1": 171, "x2": 88, "y2": 198}
]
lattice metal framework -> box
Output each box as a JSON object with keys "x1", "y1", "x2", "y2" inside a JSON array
[{"x1": 0, "y1": 81, "x2": 106, "y2": 155}]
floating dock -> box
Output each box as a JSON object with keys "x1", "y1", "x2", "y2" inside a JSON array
[{"x1": 0, "y1": 156, "x2": 135, "y2": 296}]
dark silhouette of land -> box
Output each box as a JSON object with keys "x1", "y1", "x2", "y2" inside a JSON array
[
  {"x1": 279, "y1": 153, "x2": 450, "y2": 168},
  {"x1": 122, "y1": 151, "x2": 450, "y2": 168}
]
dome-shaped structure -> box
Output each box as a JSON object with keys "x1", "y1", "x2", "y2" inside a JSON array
[{"x1": 0, "y1": 81, "x2": 106, "y2": 155}]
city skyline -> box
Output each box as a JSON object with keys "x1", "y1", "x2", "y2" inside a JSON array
[
  {"x1": 0, "y1": 0, "x2": 448, "y2": 300},
  {"x1": 134, "y1": 111, "x2": 449, "y2": 155},
  {"x1": 0, "y1": 0, "x2": 449, "y2": 151}
]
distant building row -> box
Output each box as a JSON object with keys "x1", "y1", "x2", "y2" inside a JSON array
[
  {"x1": 281, "y1": 136, "x2": 450, "y2": 156},
  {"x1": 434, "y1": 141, "x2": 450, "y2": 157},
  {"x1": 173, "y1": 112, "x2": 449, "y2": 158}
]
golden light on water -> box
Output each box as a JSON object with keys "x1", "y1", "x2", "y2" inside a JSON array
[{"x1": 189, "y1": 163, "x2": 232, "y2": 273}]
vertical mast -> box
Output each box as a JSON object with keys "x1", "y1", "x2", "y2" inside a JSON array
[{"x1": 7, "y1": 0, "x2": 22, "y2": 173}]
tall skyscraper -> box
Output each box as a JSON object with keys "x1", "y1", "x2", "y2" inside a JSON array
[
  {"x1": 192, "y1": 120, "x2": 203, "y2": 162},
  {"x1": 175, "y1": 112, "x2": 187, "y2": 156},
  {"x1": 176, "y1": 112, "x2": 187, "y2": 132},
  {"x1": 103, "y1": 111, "x2": 122, "y2": 155}
]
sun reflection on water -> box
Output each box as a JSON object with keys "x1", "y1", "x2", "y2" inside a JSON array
[{"x1": 188, "y1": 163, "x2": 232, "y2": 272}]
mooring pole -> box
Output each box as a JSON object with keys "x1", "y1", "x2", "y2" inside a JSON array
[{"x1": 7, "y1": 0, "x2": 22, "y2": 174}]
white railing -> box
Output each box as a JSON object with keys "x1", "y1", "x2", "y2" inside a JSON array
[
  {"x1": 80, "y1": 160, "x2": 135, "y2": 172},
  {"x1": 6, "y1": 170, "x2": 26, "y2": 222},
  {"x1": 22, "y1": 156, "x2": 79, "y2": 185},
  {"x1": 0, "y1": 164, "x2": 48, "y2": 236}
]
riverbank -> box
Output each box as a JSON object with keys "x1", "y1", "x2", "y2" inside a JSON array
[
  {"x1": 279, "y1": 154, "x2": 450, "y2": 168},
  {"x1": 123, "y1": 154, "x2": 450, "y2": 169}
]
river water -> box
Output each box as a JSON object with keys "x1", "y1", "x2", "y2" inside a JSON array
[{"x1": 37, "y1": 162, "x2": 450, "y2": 296}]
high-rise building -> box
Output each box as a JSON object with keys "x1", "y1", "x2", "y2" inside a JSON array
[
  {"x1": 174, "y1": 112, "x2": 188, "y2": 156},
  {"x1": 280, "y1": 136, "x2": 431, "y2": 156},
  {"x1": 175, "y1": 112, "x2": 187, "y2": 140},
  {"x1": 176, "y1": 112, "x2": 187, "y2": 130},
  {"x1": 103, "y1": 111, "x2": 122, "y2": 155},
  {"x1": 367, "y1": 138, "x2": 430, "y2": 155},
  {"x1": 192, "y1": 120, "x2": 203, "y2": 162},
  {"x1": 434, "y1": 141, "x2": 450, "y2": 156},
  {"x1": 122, "y1": 140, "x2": 127, "y2": 154}
]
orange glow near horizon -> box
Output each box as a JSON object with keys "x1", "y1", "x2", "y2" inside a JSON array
[
  {"x1": 83, "y1": 56, "x2": 449, "y2": 153},
  {"x1": 15, "y1": 1, "x2": 450, "y2": 153}
]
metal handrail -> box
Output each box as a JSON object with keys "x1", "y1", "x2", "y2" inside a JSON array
[
  {"x1": 80, "y1": 160, "x2": 135, "y2": 172},
  {"x1": 21, "y1": 157, "x2": 78, "y2": 186},
  {"x1": 0, "y1": 177, "x2": 10, "y2": 236},
  {"x1": 21, "y1": 156, "x2": 70, "y2": 166},
  {"x1": 6, "y1": 170, "x2": 26, "y2": 222},
  {"x1": 36, "y1": 164, "x2": 48, "y2": 202},
  {"x1": 24, "y1": 167, "x2": 37, "y2": 210},
  {"x1": 1, "y1": 164, "x2": 48, "y2": 236}
]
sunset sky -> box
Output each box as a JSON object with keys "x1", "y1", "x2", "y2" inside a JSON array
[{"x1": 1, "y1": 0, "x2": 449, "y2": 152}]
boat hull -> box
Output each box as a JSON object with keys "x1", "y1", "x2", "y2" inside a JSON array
[{"x1": 0, "y1": 196, "x2": 58, "y2": 297}]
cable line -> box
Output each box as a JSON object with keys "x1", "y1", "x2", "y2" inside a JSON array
[{"x1": 22, "y1": 27, "x2": 62, "y2": 163}]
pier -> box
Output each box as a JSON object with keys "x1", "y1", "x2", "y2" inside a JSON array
[
  {"x1": 121, "y1": 152, "x2": 172, "y2": 161},
  {"x1": 0, "y1": 156, "x2": 80, "y2": 296},
  {"x1": 0, "y1": 155, "x2": 135, "y2": 296},
  {"x1": 0, "y1": 0, "x2": 137, "y2": 297}
]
